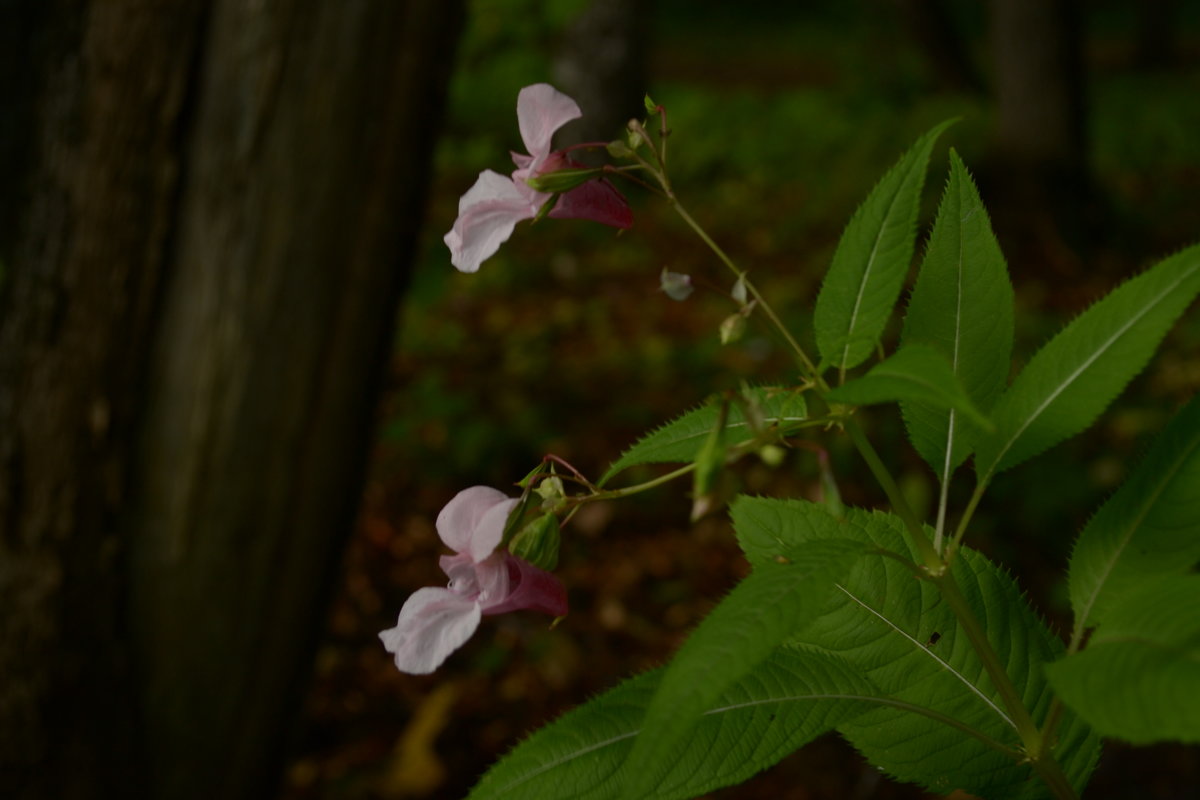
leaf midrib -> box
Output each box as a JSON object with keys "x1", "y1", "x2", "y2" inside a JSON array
[
  {"x1": 836, "y1": 584, "x2": 1017, "y2": 731},
  {"x1": 487, "y1": 688, "x2": 1006, "y2": 797},
  {"x1": 982, "y1": 261, "x2": 1200, "y2": 479},
  {"x1": 838, "y1": 161, "x2": 916, "y2": 370},
  {"x1": 1074, "y1": 433, "x2": 1200, "y2": 635}
]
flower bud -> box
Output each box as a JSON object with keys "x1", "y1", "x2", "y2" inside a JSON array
[
  {"x1": 731, "y1": 276, "x2": 748, "y2": 306},
  {"x1": 660, "y1": 268, "x2": 694, "y2": 301},
  {"x1": 607, "y1": 139, "x2": 634, "y2": 159},
  {"x1": 691, "y1": 405, "x2": 728, "y2": 521},
  {"x1": 643, "y1": 93, "x2": 659, "y2": 114},
  {"x1": 759, "y1": 444, "x2": 786, "y2": 467},
  {"x1": 535, "y1": 475, "x2": 567, "y2": 512},
  {"x1": 509, "y1": 513, "x2": 561, "y2": 571},
  {"x1": 719, "y1": 312, "x2": 747, "y2": 344}
]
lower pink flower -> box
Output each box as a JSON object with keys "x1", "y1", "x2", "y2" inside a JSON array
[{"x1": 380, "y1": 486, "x2": 568, "y2": 674}]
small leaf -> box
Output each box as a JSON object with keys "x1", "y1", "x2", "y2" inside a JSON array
[
  {"x1": 1046, "y1": 575, "x2": 1200, "y2": 744},
  {"x1": 468, "y1": 648, "x2": 880, "y2": 800},
  {"x1": 825, "y1": 344, "x2": 992, "y2": 430},
  {"x1": 974, "y1": 243, "x2": 1200, "y2": 480},
  {"x1": 901, "y1": 149, "x2": 1013, "y2": 480},
  {"x1": 619, "y1": 540, "x2": 866, "y2": 798},
  {"x1": 731, "y1": 497, "x2": 1099, "y2": 797},
  {"x1": 814, "y1": 120, "x2": 955, "y2": 373},
  {"x1": 1067, "y1": 393, "x2": 1200, "y2": 635},
  {"x1": 600, "y1": 387, "x2": 806, "y2": 484}
]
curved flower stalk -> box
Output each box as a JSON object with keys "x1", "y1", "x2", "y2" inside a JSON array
[
  {"x1": 380, "y1": 486, "x2": 568, "y2": 674},
  {"x1": 444, "y1": 83, "x2": 633, "y2": 273}
]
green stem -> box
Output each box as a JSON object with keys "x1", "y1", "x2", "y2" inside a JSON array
[
  {"x1": 844, "y1": 417, "x2": 939, "y2": 568},
  {"x1": 946, "y1": 481, "x2": 987, "y2": 560},
  {"x1": 669, "y1": 201, "x2": 821, "y2": 382},
  {"x1": 934, "y1": 573, "x2": 1040, "y2": 741}
]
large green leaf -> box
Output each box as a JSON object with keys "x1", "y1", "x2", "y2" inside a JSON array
[
  {"x1": 731, "y1": 497, "x2": 1099, "y2": 798},
  {"x1": 1067, "y1": 393, "x2": 1200, "y2": 636},
  {"x1": 824, "y1": 343, "x2": 992, "y2": 430},
  {"x1": 901, "y1": 149, "x2": 1013, "y2": 480},
  {"x1": 599, "y1": 387, "x2": 806, "y2": 485},
  {"x1": 1046, "y1": 574, "x2": 1200, "y2": 744},
  {"x1": 619, "y1": 539, "x2": 865, "y2": 798},
  {"x1": 974, "y1": 243, "x2": 1200, "y2": 480},
  {"x1": 467, "y1": 648, "x2": 880, "y2": 800},
  {"x1": 814, "y1": 120, "x2": 954, "y2": 374}
]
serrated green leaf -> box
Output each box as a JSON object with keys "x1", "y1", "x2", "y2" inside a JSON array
[
  {"x1": 467, "y1": 647, "x2": 879, "y2": 800},
  {"x1": 824, "y1": 344, "x2": 992, "y2": 430},
  {"x1": 731, "y1": 497, "x2": 1099, "y2": 798},
  {"x1": 1068, "y1": 393, "x2": 1200, "y2": 636},
  {"x1": 974, "y1": 243, "x2": 1200, "y2": 480},
  {"x1": 901, "y1": 149, "x2": 1013, "y2": 480},
  {"x1": 599, "y1": 387, "x2": 807, "y2": 485},
  {"x1": 1046, "y1": 574, "x2": 1200, "y2": 744},
  {"x1": 814, "y1": 120, "x2": 954, "y2": 373},
  {"x1": 619, "y1": 539, "x2": 865, "y2": 798}
]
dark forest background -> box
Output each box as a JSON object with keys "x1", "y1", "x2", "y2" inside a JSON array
[{"x1": 2, "y1": 1, "x2": 1198, "y2": 799}]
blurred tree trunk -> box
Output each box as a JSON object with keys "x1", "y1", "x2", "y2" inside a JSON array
[
  {"x1": 988, "y1": 0, "x2": 1098, "y2": 271},
  {"x1": 0, "y1": 2, "x2": 462, "y2": 800},
  {"x1": 888, "y1": 0, "x2": 987, "y2": 94},
  {"x1": 553, "y1": 0, "x2": 648, "y2": 153}
]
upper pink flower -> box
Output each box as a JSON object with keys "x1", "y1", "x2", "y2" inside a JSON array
[
  {"x1": 444, "y1": 83, "x2": 633, "y2": 273},
  {"x1": 380, "y1": 486, "x2": 568, "y2": 674}
]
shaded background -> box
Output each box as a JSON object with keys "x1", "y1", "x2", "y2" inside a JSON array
[
  {"x1": 1, "y1": 1, "x2": 1198, "y2": 799},
  {"x1": 288, "y1": 1, "x2": 1200, "y2": 798}
]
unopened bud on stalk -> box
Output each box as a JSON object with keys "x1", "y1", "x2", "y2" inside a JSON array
[
  {"x1": 691, "y1": 402, "x2": 728, "y2": 522},
  {"x1": 720, "y1": 312, "x2": 747, "y2": 344},
  {"x1": 509, "y1": 513, "x2": 561, "y2": 571},
  {"x1": 660, "y1": 268, "x2": 694, "y2": 301}
]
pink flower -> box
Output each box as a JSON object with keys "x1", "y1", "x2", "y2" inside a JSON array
[
  {"x1": 380, "y1": 486, "x2": 568, "y2": 674},
  {"x1": 444, "y1": 83, "x2": 633, "y2": 273}
]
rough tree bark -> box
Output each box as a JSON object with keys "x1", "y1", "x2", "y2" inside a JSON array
[{"x1": 0, "y1": 2, "x2": 463, "y2": 799}]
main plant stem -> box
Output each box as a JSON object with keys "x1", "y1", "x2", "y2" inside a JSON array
[{"x1": 664, "y1": 184, "x2": 1077, "y2": 800}]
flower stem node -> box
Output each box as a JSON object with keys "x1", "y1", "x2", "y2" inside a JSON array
[{"x1": 509, "y1": 512, "x2": 562, "y2": 572}]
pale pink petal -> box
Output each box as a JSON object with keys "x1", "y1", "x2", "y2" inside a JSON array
[
  {"x1": 472, "y1": 552, "x2": 513, "y2": 606},
  {"x1": 467, "y1": 497, "x2": 520, "y2": 562},
  {"x1": 485, "y1": 556, "x2": 569, "y2": 617},
  {"x1": 444, "y1": 171, "x2": 545, "y2": 273},
  {"x1": 549, "y1": 180, "x2": 633, "y2": 229},
  {"x1": 379, "y1": 587, "x2": 482, "y2": 674},
  {"x1": 435, "y1": 486, "x2": 512, "y2": 554},
  {"x1": 511, "y1": 151, "x2": 534, "y2": 171},
  {"x1": 440, "y1": 552, "x2": 480, "y2": 594},
  {"x1": 517, "y1": 83, "x2": 581, "y2": 163},
  {"x1": 438, "y1": 551, "x2": 511, "y2": 605}
]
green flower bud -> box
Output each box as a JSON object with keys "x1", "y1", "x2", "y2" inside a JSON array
[
  {"x1": 607, "y1": 139, "x2": 634, "y2": 159},
  {"x1": 509, "y1": 513, "x2": 561, "y2": 571},
  {"x1": 719, "y1": 312, "x2": 747, "y2": 344}
]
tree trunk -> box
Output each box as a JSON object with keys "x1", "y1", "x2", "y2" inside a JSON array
[
  {"x1": 0, "y1": 2, "x2": 463, "y2": 799},
  {"x1": 553, "y1": 0, "x2": 648, "y2": 153},
  {"x1": 987, "y1": 0, "x2": 1099, "y2": 273}
]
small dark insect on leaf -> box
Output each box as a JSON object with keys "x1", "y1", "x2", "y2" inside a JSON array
[{"x1": 925, "y1": 632, "x2": 941, "y2": 647}]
